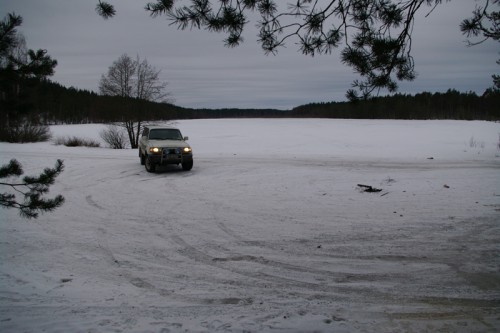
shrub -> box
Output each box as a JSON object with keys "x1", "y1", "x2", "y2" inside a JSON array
[
  {"x1": 53, "y1": 136, "x2": 101, "y2": 148},
  {"x1": 100, "y1": 125, "x2": 128, "y2": 149},
  {"x1": 469, "y1": 136, "x2": 485, "y2": 149},
  {"x1": 0, "y1": 123, "x2": 52, "y2": 143}
]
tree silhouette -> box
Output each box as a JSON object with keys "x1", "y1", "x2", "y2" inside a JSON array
[
  {"x1": 0, "y1": 12, "x2": 57, "y2": 140},
  {"x1": 99, "y1": 54, "x2": 171, "y2": 148},
  {"x1": 0, "y1": 13, "x2": 64, "y2": 219}
]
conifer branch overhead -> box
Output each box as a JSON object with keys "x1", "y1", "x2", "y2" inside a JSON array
[
  {"x1": 460, "y1": 0, "x2": 499, "y2": 46},
  {"x1": 95, "y1": 1, "x2": 461, "y2": 100},
  {"x1": 96, "y1": 0, "x2": 116, "y2": 19},
  {"x1": 146, "y1": 0, "x2": 175, "y2": 17}
]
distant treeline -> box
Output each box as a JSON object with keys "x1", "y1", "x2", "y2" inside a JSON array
[
  {"x1": 27, "y1": 80, "x2": 500, "y2": 124},
  {"x1": 290, "y1": 90, "x2": 500, "y2": 120},
  {"x1": 29, "y1": 80, "x2": 285, "y2": 124}
]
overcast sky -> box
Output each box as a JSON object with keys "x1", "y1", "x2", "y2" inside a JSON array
[{"x1": 3, "y1": 0, "x2": 499, "y2": 110}]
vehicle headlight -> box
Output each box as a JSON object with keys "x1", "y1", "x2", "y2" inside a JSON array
[
  {"x1": 183, "y1": 147, "x2": 192, "y2": 153},
  {"x1": 149, "y1": 147, "x2": 161, "y2": 154}
]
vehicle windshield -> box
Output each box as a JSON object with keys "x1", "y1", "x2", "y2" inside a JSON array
[{"x1": 149, "y1": 129, "x2": 183, "y2": 140}]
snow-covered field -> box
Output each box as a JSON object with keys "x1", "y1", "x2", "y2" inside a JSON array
[{"x1": 1, "y1": 119, "x2": 499, "y2": 332}]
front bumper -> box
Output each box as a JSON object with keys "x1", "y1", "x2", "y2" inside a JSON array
[{"x1": 148, "y1": 148, "x2": 192, "y2": 165}]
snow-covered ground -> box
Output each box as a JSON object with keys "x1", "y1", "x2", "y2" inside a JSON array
[{"x1": 1, "y1": 119, "x2": 499, "y2": 332}]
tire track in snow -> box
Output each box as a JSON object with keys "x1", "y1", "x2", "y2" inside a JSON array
[
  {"x1": 94, "y1": 218, "x2": 254, "y2": 306},
  {"x1": 171, "y1": 218, "x2": 484, "y2": 308},
  {"x1": 167, "y1": 234, "x2": 437, "y2": 306},
  {"x1": 188, "y1": 205, "x2": 407, "y2": 286},
  {"x1": 211, "y1": 222, "x2": 397, "y2": 283},
  {"x1": 215, "y1": 221, "x2": 246, "y2": 242},
  {"x1": 86, "y1": 195, "x2": 105, "y2": 210},
  {"x1": 170, "y1": 234, "x2": 326, "y2": 290},
  {"x1": 168, "y1": 234, "x2": 386, "y2": 292},
  {"x1": 96, "y1": 227, "x2": 120, "y2": 266}
]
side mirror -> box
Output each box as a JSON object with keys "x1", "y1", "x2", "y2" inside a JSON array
[{"x1": 183, "y1": 136, "x2": 189, "y2": 141}]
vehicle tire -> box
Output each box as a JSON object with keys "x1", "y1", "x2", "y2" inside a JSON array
[
  {"x1": 145, "y1": 156, "x2": 156, "y2": 173},
  {"x1": 182, "y1": 160, "x2": 193, "y2": 171},
  {"x1": 139, "y1": 150, "x2": 145, "y2": 165}
]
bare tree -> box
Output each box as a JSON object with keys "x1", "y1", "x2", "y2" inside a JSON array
[
  {"x1": 99, "y1": 54, "x2": 171, "y2": 148},
  {"x1": 135, "y1": 56, "x2": 170, "y2": 101},
  {"x1": 99, "y1": 54, "x2": 136, "y2": 98}
]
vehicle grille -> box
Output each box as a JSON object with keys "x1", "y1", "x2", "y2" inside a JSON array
[
  {"x1": 163, "y1": 148, "x2": 181, "y2": 155},
  {"x1": 162, "y1": 148, "x2": 181, "y2": 155}
]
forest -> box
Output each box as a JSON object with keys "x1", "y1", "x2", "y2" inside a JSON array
[
  {"x1": 289, "y1": 89, "x2": 500, "y2": 120},
  {"x1": 23, "y1": 79, "x2": 500, "y2": 124}
]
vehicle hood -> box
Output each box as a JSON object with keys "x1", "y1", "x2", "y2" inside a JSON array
[{"x1": 147, "y1": 139, "x2": 190, "y2": 148}]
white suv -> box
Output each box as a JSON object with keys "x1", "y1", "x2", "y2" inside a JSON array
[{"x1": 138, "y1": 126, "x2": 193, "y2": 172}]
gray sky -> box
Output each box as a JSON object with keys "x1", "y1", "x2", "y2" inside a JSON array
[{"x1": 3, "y1": 0, "x2": 499, "y2": 110}]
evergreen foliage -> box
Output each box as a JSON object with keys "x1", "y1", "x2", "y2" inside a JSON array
[
  {"x1": 96, "y1": 0, "x2": 447, "y2": 100},
  {"x1": 0, "y1": 13, "x2": 65, "y2": 219},
  {"x1": 13, "y1": 79, "x2": 500, "y2": 121},
  {"x1": 0, "y1": 159, "x2": 65, "y2": 219},
  {"x1": 291, "y1": 90, "x2": 500, "y2": 120},
  {"x1": 0, "y1": 12, "x2": 57, "y2": 142},
  {"x1": 460, "y1": 0, "x2": 499, "y2": 92},
  {"x1": 460, "y1": 0, "x2": 499, "y2": 46},
  {"x1": 95, "y1": 1, "x2": 500, "y2": 101}
]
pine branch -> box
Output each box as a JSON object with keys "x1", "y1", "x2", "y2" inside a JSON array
[
  {"x1": 0, "y1": 159, "x2": 23, "y2": 178},
  {"x1": 95, "y1": 0, "x2": 116, "y2": 19},
  {"x1": 0, "y1": 159, "x2": 65, "y2": 219}
]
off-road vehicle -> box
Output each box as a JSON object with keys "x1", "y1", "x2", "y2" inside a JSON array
[{"x1": 138, "y1": 126, "x2": 193, "y2": 172}]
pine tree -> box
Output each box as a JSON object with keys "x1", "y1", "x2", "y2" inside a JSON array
[
  {"x1": 0, "y1": 12, "x2": 57, "y2": 139},
  {"x1": 0, "y1": 159, "x2": 65, "y2": 219}
]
